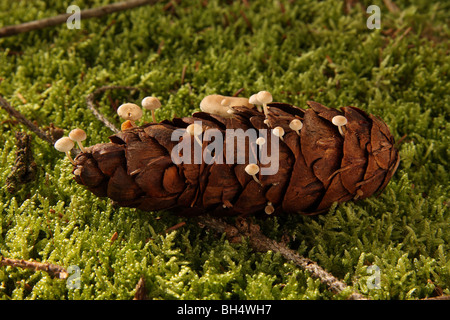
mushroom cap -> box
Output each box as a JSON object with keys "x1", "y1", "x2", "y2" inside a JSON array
[
  {"x1": 54, "y1": 137, "x2": 74, "y2": 152},
  {"x1": 257, "y1": 91, "x2": 273, "y2": 104},
  {"x1": 256, "y1": 137, "x2": 266, "y2": 145},
  {"x1": 186, "y1": 123, "x2": 203, "y2": 136},
  {"x1": 332, "y1": 115, "x2": 348, "y2": 126},
  {"x1": 273, "y1": 126, "x2": 285, "y2": 137},
  {"x1": 117, "y1": 103, "x2": 143, "y2": 121},
  {"x1": 249, "y1": 94, "x2": 261, "y2": 105},
  {"x1": 265, "y1": 204, "x2": 275, "y2": 215},
  {"x1": 221, "y1": 98, "x2": 231, "y2": 106},
  {"x1": 142, "y1": 96, "x2": 161, "y2": 110},
  {"x1": 69, "y1": 128, "x2": 87, "y2": 142},
  {"x1": 200, "y1": 94, "x2": 253, "y2": 117},
  {"x1": 245, "y1": 163, "x2": 260, "y2": 175},
  {"x1": 289, "y1": 119, "x2": 303, "y2": 131}
]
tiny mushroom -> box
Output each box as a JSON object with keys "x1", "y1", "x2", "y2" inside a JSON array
[
  {"x1": 117, "y1": 103, "x2": 143, "y2": 128},
  {"x1": 332, "y1": 115, "x2": 348, "y2": 137},
  {"x1": 186, "y1": 123, "x2": 203, "y2": 146},
  {"x1": 69, "y1": 128, "x2": 87, "y2": 152},
  {"x1": 265, "y1": 202, "x2": 275, "y2": 215},
  {"x1": 221, "y1": 98, "x2": 234, "y2": 115},
  {"x1": 244, "y1": 163, "x2": 262, "y2": 185},
  {"x1": 142, "y1": 96, "x2": 161, "y2": 123},
  {"x1": 354, "y1": 189, "x2": 364, "y2": 200},
  {"x1": 289, "y1": 119, "x2": 303, "y2": 136},
  {"x1": 273, "y1": 126, "x2": 285, "y2": 141},
  {"x1": 257, "y1": 91, "x2": 273, "y2": 117},
  {"x1": 249, "y1": 94, "x2": 262, "y2": 112},
  {"x1": 54, "y1": 137, "x2": 75, "y2": 165},
  {"x1": 200, "y1": 94, "x2": 253, "y2": 118}
]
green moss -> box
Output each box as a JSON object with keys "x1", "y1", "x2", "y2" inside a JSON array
[{"x1": 0, "y1": 0, "x2": 448, "y2": 300}]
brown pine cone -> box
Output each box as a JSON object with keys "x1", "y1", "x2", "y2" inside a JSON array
[{"x1": 72, "y1": 100, "x2": 399, "y2": 216}]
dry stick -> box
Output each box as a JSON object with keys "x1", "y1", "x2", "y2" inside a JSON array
[
  {"x1": 0, "y1": 0, "x2": 161, "y2": 38},
  {"x1": 0, "y1": 256, "x2": 69, "y2": 279},
  {"x1": 87, "y1": 87, "x2": 367, "y2": 299},
  {"x1": 86, "y1": 85, "x2": 141, "y2": 133},
  {"x1": 0, "y1": 95, "x2": 54, "y2": 144},
  {"x1": 196, "y1": 215, "x2": 368, "y2": 300}
]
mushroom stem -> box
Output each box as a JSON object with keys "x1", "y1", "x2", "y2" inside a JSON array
[
  {"x1": 151, "y1": 110, "x2": 156, "y2": 123},
  {"x1": 76, "y1": 142, "x2": 85, "y2": 153},
  {"x1": 66, "y1": 151, "x2": 75, "y2": 165},
  {"x1": 257, "y1": 91, "x2": 273, "y2": 118}
]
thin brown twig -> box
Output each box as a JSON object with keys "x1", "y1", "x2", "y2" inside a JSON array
[
  {"x1": 0, "y1": 95, "x2": 54, "y2": 144},
  {"x1": 0, "y1": 256, "x2": 68, "y2": 279},
  {"x1": 0, "y1": 0, "x2": 161, "y2": 38},
  {"x1": 196, "y1": 215, "x2": 368, "y2": 300}
]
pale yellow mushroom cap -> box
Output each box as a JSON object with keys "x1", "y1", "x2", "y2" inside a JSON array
[
  {"x1": 249, "y1": 94, "x2": 261, "y2": 105},
  {"x1": 245, "y1": 163, "x2": 260, "y2": 176},
  {"x1": 289, "y1": 119, "x2": 303, "y2": 131},
  {"x1": 69, "y1": 128, "x2": 87, "y2": 142},
  {"x1": 221, "y1": 98, "x2": 231, "y2": 106},
  {"x1": 142, "y1": 96, "x2": 161, "y2": 110},
  {"x1": 54, "y1": 137, "x2": 74, "y2": 153},
  {"x1": 273, "y1": 126, "x2": 285, "y2": 137},
  {"x1": 117, "y1": 103, "x2": 143, "y2": 121},
  {"x1": 186, "y1": 123, "x2": 203, "y2": 136},
  {"x1": 332, "y1": 115, "x2": 348, "y2": 127},
  {"x1": 257, "y1": 91, "x2": 273, "y2": 104}
]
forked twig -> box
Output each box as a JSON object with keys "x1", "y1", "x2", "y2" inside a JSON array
[
  {"x1": 0, "y1": 95, "x2": 54, "y2": 144},
  {"x1": 0, "y1": 0, "x2": 161, "y2": 38}
]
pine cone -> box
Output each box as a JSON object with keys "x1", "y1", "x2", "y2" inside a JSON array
[{"x1": 72, "y1": 101, "x2": 399, "y2": 216}]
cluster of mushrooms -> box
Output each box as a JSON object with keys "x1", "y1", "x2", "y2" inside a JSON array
[
  {"x1": 54, "y1": 96, "x2": 163, "y2": 164},
  {"x1": 54, "y1": 91, "x2": 349, "y2": 215}
]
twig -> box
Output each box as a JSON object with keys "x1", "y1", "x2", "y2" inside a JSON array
[
  {"x1": 85, "y1": 85, "x2": 141, "y2": 133},
  {"x1": 0, "y1": 256, "x2": 68, "y2": 279},
  {"x1": 232, "y1": 88, "x2": 245, "y2": 97},
  {"x1": 0, "y1": 0, "x2": 161, "y2": 38},
  {"x1": 196, "y1": 215, "x2": 368, "y2": 300},
  {"x1": 0, "y1": 95, "x2": 54, "y2": 144}
]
